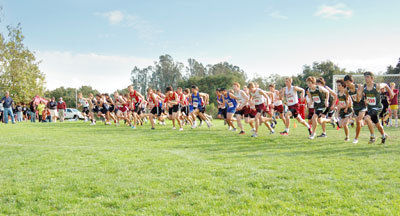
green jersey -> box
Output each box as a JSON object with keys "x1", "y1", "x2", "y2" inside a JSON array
[
  {"x1": 310, "y1": 86, "x2": 325, "y2": 109},
  {"x1": 347, "y1": 85, "x2": 366, "y2": 110},
  {"x1": 363, "y1": 84, "x2": 382, "y2": 110}
]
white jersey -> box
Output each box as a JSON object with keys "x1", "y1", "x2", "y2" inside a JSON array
[
  {"x1": 272, "y1": 90, "x2": 282, "y2": 106},
  {"x1": 79, "y1": 98, "x2": 89, "y2": 108},
  {"x1": 250, "y1": 88, "x2": 265, "y2": 105},
  {"x1": 285, "y1": 86, "x2": 298, "y2": 106},
  {"x1": 235, "y1": 90, "x2": 247, "y2": 106}
]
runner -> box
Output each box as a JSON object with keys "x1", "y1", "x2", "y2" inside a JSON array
[
  {"x1": 361, "y1": 72, "x2": 393, "y2": 144},
  {"x1": 306, "y1": 77, "x2": 330, "y2": 139},
  {"x1": 77, "y1": 92, "x2": 90, "y2": 122},
  {"x1": 280, "y1": 77, "x2": 312, "y2": 136},
  {"x1": 113, "y1": 91, "x2": 133, "y2": 128},
  {"x1": 233, "y1": 82, "x2": 249, "y2": 134},
  {"x1": 247, "y1": 82, "x2": 273, "y2": 137},
  {"x1": 188, "y1": 85, "x2": 211, "y2": 128},
  {"x1": 88, "y1": 93, "x2": 97, "y2": 125},
  {"x1": 344, "y1": 75, "x2": 367, "y2": 144},
  {"x1": 216, "y1": 88, "x2": 227, "y2": 121},
  {"x1": 379, "y1": 87, "x2": 390, "y2": 127},
  {"x1": 164, "y1": 86, "x2": 183, "y2": 131},
  {"x1": 269, "y1": 84, "x2": 285, "y2": 126},
  {"x1": 128, "y1": 86, "x2": 145, "y2": 128},
  {"x1": 316, "y1": 77, "x2": 338, "y2": 129},
  {"x1": 336, "y1": 79, "x2": 353, "y2": 141},
  {"x1": 146, "y1": 88, "x2": 161, "y2": 130},
  {"x1": 221, "y1": 88, "x2": 238, "y2": 131}
]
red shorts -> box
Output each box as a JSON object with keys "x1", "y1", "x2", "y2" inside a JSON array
[
  {"x1": 255, "y1": 103, "x2": 267, "y2": 114},
  {"x1": 307, "y1": 108, "x2": 315, "y2": 120},
  {"x1": 119, "y1": 106, "x2": 128, "y2": 113},
  {"x1": 244, "y1": 107, "x2": 257, "y2": 118},
  {"x1": 288, "y1": 103, "x2": 300, "y2": 118},
  {"x1": 273, "y1": 104, "x2": 284, "y2": 113}
]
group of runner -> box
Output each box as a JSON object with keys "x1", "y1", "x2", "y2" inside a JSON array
[
  {"x1": 77, "y1": 85, "x2": 213, "y2": 131},
  {"x1": 76, "y1": 72, "x2": 398, "y2": 144},
  {"x1": 216, "y1": 72, "x2": 398, "y2": 144}
]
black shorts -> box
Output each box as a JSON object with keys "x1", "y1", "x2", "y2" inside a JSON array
[
  {"x1": 134, "y1": 102, "x2": 144, "y2": 114},
  {"x1": 323, "y1": 107, "x2": 335, "y2": 117},
  {"x1": 150, "y1": 106, "x2": 161, "y2": 116},
  {"x1": 353, "y1": 107, "x2": 367, "y2": 116},
  {"x1": 315, "y1": 108, "x2": 325, "y2": 117},
  {"x1": 108, "y1": 105, "x2": 115, "y2": 112},
  {"x1": 92, "y1": 106, "x2": 99, "y2": 113},
  {"x1": 181, "y1": 105, "x2": 189, "y2": 116},
  {"x1": 307, "y1": 108, "x2": 315, "y2": 120},
  {"x1": 100, "y1": 108, "x2": 108, "y2": 115},
  {"x1": 367, "y1": 108, "x2": 382, "y2": 124},
  {"x1": 82, "y1": 107, "x2": 89, "y2": 115},
  {"x1": 196, "y1": 106, "x2": 205, "y2": 113},
  {"x1": 235, "y1": 108, "x2": 246, "y2": 116},
  {"x1": 339, "y1": 109, "x2": 353, "y2": 119},
  {"x1": 379, "y1": 104, "x2": 389, "y2": 118},
  {"x1": 168, "y1": 104, "x2": 180, "y2": 115}
]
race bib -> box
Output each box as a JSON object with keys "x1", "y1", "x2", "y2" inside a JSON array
[
  {"x1": 255, "y1": 99, "x2": 260, "y2": 103},
  {"x1": 312, "y1": 96, "x2": 321, "y2": 103},
  {"x1": 228, "y1": 102, "x2": 234, "y2": 108},
  {"x1": 367, "y1": 97, "x2": 376, "y2": 105},
  {"x1": 193, "y1": 102, "x2": 198, "y2": 107},
  {"x1": 288, "y1": 98, "x2": 294, "y2": 104},
  {"x1": 339, "y1": 101, "x2": 346, "y2": 107},
  {"x1": 351, "y1": 94, "x2": 357, "y2": 101},
  {"x1": 250, "y1": 105, "x2": 255, "y2": 109}
]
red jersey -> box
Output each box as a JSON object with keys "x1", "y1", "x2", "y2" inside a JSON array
[
  {"x1": 130, "y1": 90, "x2": 142, "y2": 104},
  {"x1": 148, "y1": 93, "x2": 159, "y2": 107},
  {"x1": 164, "y1": 92, "x2": 179, "y2": 104},
  {"x1": 390, "y1": 89, "x2": 399, "y2": 105}
]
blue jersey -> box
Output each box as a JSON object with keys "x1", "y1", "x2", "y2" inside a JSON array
[
  {"x1": 191, "y1": 93, "x2": 202, "y2": 108},
  {"x1": 224, "y1": 92, "x2": 237, "y2": 108}
]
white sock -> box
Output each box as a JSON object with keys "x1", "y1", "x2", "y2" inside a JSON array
[{"x1": 285, "y1": 128, "x2": 289, "y2": 132}]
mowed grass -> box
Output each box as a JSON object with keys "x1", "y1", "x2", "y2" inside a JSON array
[{"x1": 0, "y1": 119, "x2": 399, "y2": 215}]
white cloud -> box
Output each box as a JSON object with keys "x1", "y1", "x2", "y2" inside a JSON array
[
  {"x1": 269, "y1": 11, "x2": 288, "y2": 20},
  {"x1": 100, "y1": 10, "x2": 124, "y2": 24},
  {"x1": 315, "y1": 3, "x2": 353, "y2": 20},
  {"x1": 37, "y1": 51, "x2": 154, "y2": 93},
  {"x1": 96, "y1": 10, "x2": 162, "y2": 40}
]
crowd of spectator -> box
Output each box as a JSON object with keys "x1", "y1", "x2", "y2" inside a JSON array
[{"x1": 0, "y1": 92, "x2": 67, "y2": 124}]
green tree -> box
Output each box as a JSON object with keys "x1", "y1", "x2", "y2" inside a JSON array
[
  {"x1": 0, "y1": 24, "x2": 46, "y2": 102},
  {"x1": 131, "y1": 66, "x2": 152, "y2": 95},
  {"x1": 186, "y1": 58, "x2": 207, "y2": 78},
  {"x1": 298, "y1": 61, "x2": 347, "y2": 88},
  {"x1": 150, "y1": 54, "x2": 184, "y2": 91}
]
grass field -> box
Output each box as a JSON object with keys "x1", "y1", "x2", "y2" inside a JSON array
[{"x1": 0, "y1": 120, "x2": 399, "y2": 215}]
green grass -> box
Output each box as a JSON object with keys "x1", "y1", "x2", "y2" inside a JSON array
[{"x1": 0, "y1": 120, "x2": 399, "y2": 215}]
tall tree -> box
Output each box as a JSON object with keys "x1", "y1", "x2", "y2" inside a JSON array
[
  {"x1": 131, "y1": 66, "x2": 152, "y2": 95},
  {"x1": 298, "y1": 61, "x2": 347, "y2": 88},
  {"x1": 150, "y1": 54, "x2": 183, "y2": 91},
  {"x1": 186, "y1": 58, "x2": 207, "y2": 78},
  {"x1": 0, "y1": 24, "x2": 46, "y2": 102}
]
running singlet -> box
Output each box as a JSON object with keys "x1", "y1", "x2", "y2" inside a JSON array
[
  {"x1": 250, "y1": 88, "x2": 265, "y2": 105},
  {"x1": 285, "y1": 86, "x2": 298, "y2": 106},
  {"x1": 309, "y1": 86, "x2": 325, "y2": 109},
  {"x1": 235, "y1": 90, "x2": 247, "y2": 106},
  {"x1": 363, "y1": 84, "x2": 382, "y2": 109},
  {"x1": 225, "y1": 92, "x2": 237, "y2": 108},
  {"x1": 147, "y1": 94, "x2": 159, "y2": 108},
  {"x1": 79, "y1": 98, "x2": 89, "y2": 107},
  {"x1": 191, "y1": 93, "x2": 201, "y2": 108},
  {"x1": 347, "y1": 85, "x2": 366, "y2": 111},
  {"x1": 217, "y1": 95, "x2": 224, "y2": 108},
  {"x1": 273, "y1": 91, "x2": 283, "y2": 106},
  {"x1": 130, "y1": 90, "x2": 141, "y2": 103}
]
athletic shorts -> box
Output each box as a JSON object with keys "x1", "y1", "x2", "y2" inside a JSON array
[
  {"x1": 134, "y1": 102, "x2": 144, "y2": 114},
  {"x1": 235, "y1": 107, "x2": 246, "y2": 116},
  {"x1": 315, "y1": 108, "x2": 325, "y2": 117},
  {"x1": 227, "y1": 106, "x2": 236, "y2": 114},
  {"x1": 168, "y1": 104, "x2": 180, "y2": 115},
  {"x1": 100, "y1": 107, "x2": 108, "y2": 115},
  {"x1": 379, "y1": 105, "x2": 389, "y2": 118},
  {"x1": 307, "y1": 108, "x2": 315, "y2": 120},
  {"x1": 339, "y1": 108, "x2": 353, "y2": 119},
  {"x1": 390, "y1": 105, "x2": 398, "y2": 110},
  {"x1": 150, "y1": 106, "x2": 161, "y2": 116},
  {"x1": 353, "y1": 107, "x2": 367, "y2": 116},
  {"x1": 255, "y1": 103, "x2": 266, "y2": 114},
  {"x1": 323, "y1": 107, "x2": 335, "y2": 118},
  {"x1": 181, "y1": 105, "x2": 189, "y2": 116},
  {"x1": 92, "y1": 106, "x2": 99, "y2": 113},
  {"x1": 274, "y1": 104, "x2": 284, "y2": 114},
  {"x1": 366, "y1": 107, "x2": 382, "y2": 124},
  {"x1": 108, "y1": 105, "x2": 115, "y2": 112},
  {"x1": 218, "y1": 108, "x2": 227, "y2": 119},
  {"x1": 288, "y1": 103, "x2": 300, "y2": 118},
  {"x1": 82, "y1": 107, "x2": 89, "y2": 115},
  {"x1": 244, "y1": 107, "x2": 257, "y2": 118}
]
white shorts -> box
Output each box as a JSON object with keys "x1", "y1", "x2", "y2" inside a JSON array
[{"x1": 50, "y1": 109, "x2": 58, "y2": 117}]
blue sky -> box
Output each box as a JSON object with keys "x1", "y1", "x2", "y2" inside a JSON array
[{"x1": 2, "y1": 0, "x2": 400, "y2": 92}]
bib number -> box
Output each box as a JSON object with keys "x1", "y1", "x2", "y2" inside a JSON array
[
  {"x1": 339, "y1": 101, "x2": 346, "y2": 107},
  {"x1": 228, "y1": 102, "x2": 234, "y2": 108},
  {"x1": 367, "y1": 97, "x2": 376, "y2": 106},
  {"x1": 312, "y1": 96, "x2": 321, "y2": 103},
  {"x1": 193, "y1": 102, "x2": 198, "y2": 107}
]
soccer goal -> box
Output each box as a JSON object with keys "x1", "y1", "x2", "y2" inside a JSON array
[{"x1": 332, "y1": 74, "x2": 400, "y2": 93}]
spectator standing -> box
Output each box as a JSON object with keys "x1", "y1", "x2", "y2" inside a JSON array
[
  {"x1": 0, "y1": 91, "x2": 15, "y2": 124},
  {"x1": 22, "y1": 103, "x2": 28, "y2": 121},
  {"x1": 16, "y1": 103, "x2": 23, "y2": 122},
  {"x1": 0, "y1": 102, "x2": 3, "y2": 123},
  {"x1": 389, "y1": 82, "x2": 399, "y2": 127},
  {"x1": 48, "y1": 97, "x2": 58, "y2": 122},
  {"x1": 29, "y1": 100, "x2": 37, "y2": 122},
  {"x1": 37, "y1": 101, "x2": 46, "y2": 122},
  {"x1": 57, "y1": 97, "x2": 66, "y2": 122}
]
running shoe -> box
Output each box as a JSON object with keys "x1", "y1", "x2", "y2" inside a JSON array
[
  {"x1": 352, "y1": 139, "x2": 358, "y2": 144},
  {"x1": 280, "y1": 131, "x2": 288, "y2": 136},
  {"x1": 317, "y1": 133, "x2": 327, "y2": 138},
  {"x1": 368, "y1": 137, "x2": 376, "y2": 144}
]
